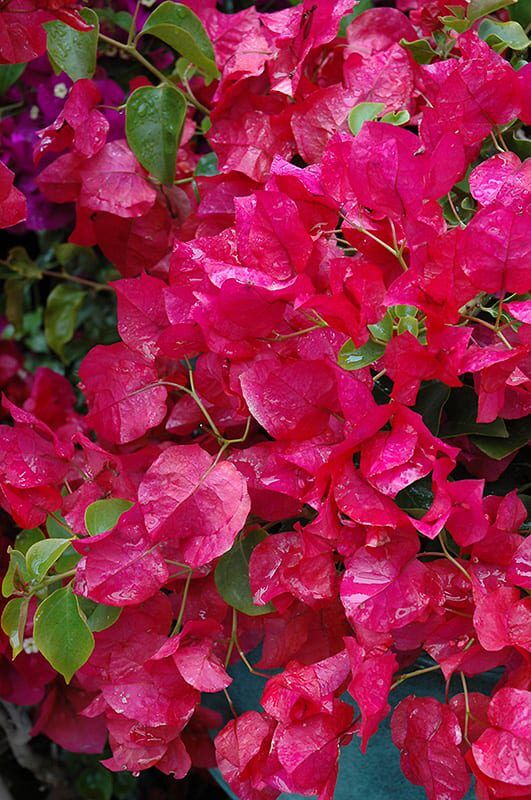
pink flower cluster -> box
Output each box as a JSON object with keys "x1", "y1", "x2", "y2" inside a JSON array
[{"x1": 0, "y1": 2, "x2": 530, "y2": 799}]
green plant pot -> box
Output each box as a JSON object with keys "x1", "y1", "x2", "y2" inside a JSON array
[{"x1": 209, "y1": 660, "x2": 499, "y2": 800}]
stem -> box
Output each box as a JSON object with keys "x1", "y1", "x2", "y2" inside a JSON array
[
  {"x1": 127, "y1": 1, "x2": 141, "y2": 47},
  {"x1": 41, "y1": 569, "x2": 77, "y2": 587},
  {"x1": 391, "y1": 662, "x2": 442, "y2": 690},
  {"x1": 42, "y1": 269, "x2": 113, "y2": 293},
  {"x1": 372, "y1": 368, "x2": 387, "y2": 383},
  {"x1": 99, "y1": 33, "x2": 169, "y2": 85},
  {"x1": 225, "y1": 607, "x2": 238, "y2": 668},
  {"x1": 460, "y1": 671, "x2": 471, "y2": 744},
  {"x1": 182, "y1": 69, "x2": 211, "y2": 115},
  {"x1": 171, "y1": 569, "x2": 193, "y2": 635},
  {"x1": 439, "y1": 532, "x2": 472, "y2": 583},
  {"x1": 447, "y1": 192, "x2": 465, "y2": 228}
]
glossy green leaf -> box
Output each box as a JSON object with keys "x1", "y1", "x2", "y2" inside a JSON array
[
  {"x1": 215, "y1": 529, "x2": 274, "y2": 616},
  {"x1": 441, "y1": 15, "x2": 471, "y2": 32},
  {"x1": 478, "y1": 19, "x2": 529, "y2": 51},
  {"x1": 394, "y1": 304, "x2": 418, "y2": 318},
  {"x1": 413, "y1": 382, "x2": 450, "y2": 435},
  {"x1": 381, "y1": 109, "x2": 411, "y2": 126},
  {"x1": 467, "y1": 0, "x2": 516, "y2": 21},
  {"x1": 400, "y1": 38, "x2": 438, "y2": 64},
  {"x1": 26, "y1": 538, "x2": 72, "y2": 582},
  {"x1": 348, "y1": 102, "x2": 385, "y2": 135},
  {"x1": 338, "y1": 339, "x2": 385, "y2": 371},
  {"x1": 440, "y1": 386, "x2": 509, "y2": 439},
  {"x1": 1, "y1": 597, "x2": 29, "y2": 659},
  {"x1": 45, "y1": 9, "x2": 99, "y2": 81},
  {"x1": 2, "y1": 550, "x2": 29, "y2": 598},
  {"x1": 139, "y1": 2, "x2": 219, "y2": 80},
  {"x1": 85, "y1": 498, "x2": 133, "y2": 537},
  {"x1": 33, "y1": 587, "x2": 94, "y2": 682},
  {"x1": 397, "y1": 316, "x2": 419, "y2": 336},
  {"x1": 471, "y1": 418, "x2": 529, "y2": 460},
  {"x1": 15, "y1": 528, "x2": 45, "y2": 555},
  {"x1": 126, "y1": 84, "x2": 187, "y2": 185},
  {"x1": 78, "y1": 598, "x2": 123, "y2": 632},
  {"x1": 368, "y1": 313, "x2": 393, "y2": 343},
  {"x1": 0, "y1": 63, "x2": 26, "y2": 96},
  {"x1": 44, "y1": 284, "x2": 85, "y2": 359},
  {"x1": 195, "y1": 152, "x2": 218, "y2": 177}
]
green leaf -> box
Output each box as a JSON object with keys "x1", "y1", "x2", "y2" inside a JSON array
[
  {"x1": 441, "y1": 15, "x2": 472, "y2": 32},
  {"x1": 126, "y1": 84, "x2": 187, "y2": 185},
  {"x1": 139, "y1": 2, "x2": 219, "y2": 80},
  {"x1": 394, "y1": 304, "x2": 418, "y2": 317},
  {"x1": 368, "y1": 313, "x2": 393, "y2": 343},
  {"x1": 15, "y1": 528, "x2": 45, "y2": 555},
  {"x1": 478, "y1": 19, "x2": 529, "y2": 51},
  {"x1": 26, "y1": 539, "x2": 72, "y2": 582},
  {"x1": 2, "y1": 550, "x2": 29, "y2": 598},
  {"x1": 441, "y1": 387, "x2": 509, "y2": 439},
  {"x1": 95, "y1": 8, "x2": 133, "y2": 33},
  {"x1": 400, "y1": 38, "x2": 438, "y2": 64},
  {"x1": 0, "y1": 63, "x2": 26, "y2": 96},
  {"x1": 195, "y1": 152, "x2": 218, "y2": 177},
  {"x1": 338, "y1": 339, "x2": 385, "y2": 370},
  {"x1": 44, "y1": 284, "x2": 85, "y2": 359},
  {"x1": 381, "y1": 109, "x2": 411, "y2": 126},
  {"x1": 215, "y1": 529, "x2": 274, "y2": 616},
  {"x1": 348, "y1": 101, "x2": 385, "y2": 135},
  {"x1": 5, "y1": 278, "x2": 25, "y2": 333},
  {"x1": 45, "y1": 8, "x2": 99, "y2": 81},
  {"x1": 33, "y1": 586, "x2": 94, "y2": 682},
  {"x1": 84, "y1": 498, "x2": 133, "y2": 537},
  {"x1": 510, "y1": 0, "x2": 531, "y2": 27},
  {"x1": 5, "y1": 246, "x2": 43, "y2": 279},
  {"x1": 467, "y1": 0, "x2": 516, "y2": 21},
  {"x1": 78, "y1": 598, "x2": 122, "y2": 632},
  {"x1": 471, "y1": 418, "x2": 529, "y2": 460},
  {"x1": 339, "y1": 0, "x2": 372, "y2": 36},
  {"x1": 1, "y1": 597, "x2": 29, "y2": 659},
  {"x1": 413, "y1": 382, "x2": 450, "y2": 435},
  {"x1": 397, "y1": 316, "x2": 419, "y2": 336},
  {"x1": 75, "y1": 766, "x2": 113, "y2": 800},
  {"x1": 46, "y1": 512, "x2": 72, "y2": 538}
]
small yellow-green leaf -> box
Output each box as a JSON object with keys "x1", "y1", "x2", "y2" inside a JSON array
[
  {"x1": 125, "y1": 84, "x2": 187, "y2": 185},
  {"x1": 1, "y1": 597, "x2": 29, "y2": 658},
  {"x1": 338, "y1": 339, "x2": 385, "y2": 371},
  {"x1": 348, "y1": 102, "x2": 385, "y2": 136},
  {"x1": 2, "y1": 550, "x2": 29, "y2": 598},
  {"x1": 26, "y1": 539, "x2": 72, "y2": 582},
  {"x1": 381, "y1": 109, "x2": 410, "y2": 126},
  {"x1": 85, "y1": 498, "x2": 133, "y2": 537},
  {"x1": 139, "y1": 2, "x2": 219, "y2": 81},
  {"x1": 33, "y1": 587, "x2": 94, "y2": 682}
]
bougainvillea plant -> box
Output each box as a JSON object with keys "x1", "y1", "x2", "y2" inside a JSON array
[{"x1": 0, "y1": 0, "x2": 530, "y2": 798}]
